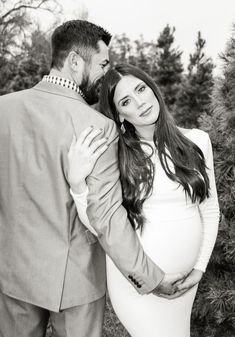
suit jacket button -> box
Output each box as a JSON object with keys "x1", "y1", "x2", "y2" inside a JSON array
[{"x1": 137, "y1": 284, "x2": 141, "y2": 288}]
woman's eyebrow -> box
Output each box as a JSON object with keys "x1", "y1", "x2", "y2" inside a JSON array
[
  {"x1": 118, "y1": 95, "x2": 128, "y2": 105},
  {"x1": 134, "y1": 81, "x2": 144, "y2": 91},
  {"x1": 118, "y1": 82, "x2": 144, "y2": 105}
]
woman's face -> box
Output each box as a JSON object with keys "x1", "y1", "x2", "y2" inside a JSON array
[{"x1": 113, "y1": 75, "x2": 160, "y2": 127}]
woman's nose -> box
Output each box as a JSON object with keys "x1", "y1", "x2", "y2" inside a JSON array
[{"x1": 135, "y1": 96, "x2": 145, "y2": 108}]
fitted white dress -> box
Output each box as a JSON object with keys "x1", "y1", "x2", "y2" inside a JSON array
[{"x1": 72, "y1": 129, "x2": 220, "y2": 337}]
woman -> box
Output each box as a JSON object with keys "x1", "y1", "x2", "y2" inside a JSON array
[{"x1": 68, "y1": 64, "x2": 220, "y2": 337}]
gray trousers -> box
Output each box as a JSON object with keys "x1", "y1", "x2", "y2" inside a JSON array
[{"x1": 0, "y1": 290, "x2": 105, "y2": 337}]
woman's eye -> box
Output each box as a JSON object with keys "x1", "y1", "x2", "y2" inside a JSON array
[
  {"x1": 138, "y1": 85, "x2": 146, "y2": 93},
  {"x1": 121, "y1": 99, "x2": 130, "y2": 107}
]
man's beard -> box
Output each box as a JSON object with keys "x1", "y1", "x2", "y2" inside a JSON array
[{"x1": 80, "y1": 71, "x2": 104, "y2": 106}]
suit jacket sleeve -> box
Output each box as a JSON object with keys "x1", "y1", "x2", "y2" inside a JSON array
[{"x1": 77, "y1": 117, "x2": 164, "y2": 294}]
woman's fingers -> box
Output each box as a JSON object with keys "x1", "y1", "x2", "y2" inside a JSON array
[
  {"x1": 82, "y1": 128, "x2": 103, "y2": 147},
  {"x1": 76, "y1": 126, "x2": 95, "y2": 146},
  {"x1": 93, "y1": 142, "x2": 109, "y2": 159},
  {"x1": 69, "y1": 127, "x2": 108, "y2": 155},
  {"x1": 90, "y1": 138, "x2": 108, "y2": 153}
]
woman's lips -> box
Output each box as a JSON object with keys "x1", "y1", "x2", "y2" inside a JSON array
[{"x1": 140, "y1": 106, "x2": 152, "y2": 117}]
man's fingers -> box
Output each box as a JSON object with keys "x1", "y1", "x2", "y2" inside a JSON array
[
  {"x1": 174, "y1": 279, "x2": 185, "y2": 286},
  {"x1": 155, "y1": 293, "x2": 172, "y2": 299},
  {"x1": 156, "y1": 288, "x2": 188, "y2": 300},
  {"x1": 172, "y1": 271, "x2": 189, "y2": 284},
  {"x1": 177, "y1": 281, "x2": 189, "y2": 291},
  {"x1": 154, "y1": 283, "x2": 177, "y2": 296},
  {"x1": 167, "y1": 289, "x2": 188, "y2": 299},
  {"x1": 177, "y1": 280, "x2": 197, "y2": 291}
]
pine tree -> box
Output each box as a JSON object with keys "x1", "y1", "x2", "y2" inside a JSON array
[
  {"x1": 175, "y1": 32, "x2": 214, "y2": 128},
  {"x1": 152, "y1": 25, "x2": 183, "y2": 110},
  {"x1": 0, "y1": 0, "x2": 59, "y2": 59},
  {"x1": 109, "y1": 34, "x2": 134, "y2": 65},
  {"x1": 110, "y1": 34, "x2": 158, "y2": 77},
  {"x1": 133, "y1": 36, "x2": 155, "y2": 75},
  {"x1": 0, "y1": 55, "x2": 18, "y2": 94},
  {"x1": 8, "y1": 57, "x2": 41, "y2": 92},
  {"x1": 191, "y1": 27, "x2": 235, "y2": 337},
  {"x1": 26, "y1": 28, "x2": 51, "y2": 61},
  {"x1": 5, "y1": 27, "x2": 50, "y2": 93},
  {"x1": 0, "y1": 2, "x2": 54, "y2": 95}
]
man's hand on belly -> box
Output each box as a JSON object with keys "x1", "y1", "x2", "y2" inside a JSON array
[
  {"x1": 176, "y1": 269, "x2": 203, "y2": 292},
  {"x1": 152, "y1": 271, "x2": 190, "y2": 298},
  {"x1": 155, "y1": 269, "x2": 204, "y2": 300}
]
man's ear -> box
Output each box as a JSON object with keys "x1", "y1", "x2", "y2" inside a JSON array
[{"x1": 68, "y1": 51, "x2": 85, "y2": 72}]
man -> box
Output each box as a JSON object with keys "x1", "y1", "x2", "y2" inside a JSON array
[{"x1": 0, "y1": 20, "x2": 187, "y2": 337}]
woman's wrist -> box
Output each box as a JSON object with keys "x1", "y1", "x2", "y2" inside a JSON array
[{"x1": 70, "y1": 180, "x2": 87, "y2": 195}]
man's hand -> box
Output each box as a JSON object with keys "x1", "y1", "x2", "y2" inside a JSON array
[
  {"x1": 152, "y1": 271, "x2": 190, "y2": 297},
  {"x1": 156, "y1": 269, "x2": 204, "y2": 300}
]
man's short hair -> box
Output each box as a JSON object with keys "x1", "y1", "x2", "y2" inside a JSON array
[{"x1": 51, "y1": 20, "x2": 112, "y2": 69}]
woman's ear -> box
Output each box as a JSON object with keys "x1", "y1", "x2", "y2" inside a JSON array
[{"x1": 119, "y1": 116, "x2": 125, "y2": 123}]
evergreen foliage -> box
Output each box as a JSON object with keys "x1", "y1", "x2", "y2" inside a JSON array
[
  {"x1": 110, "y1": 34, "x2": 134, "y2": 65},
  {"x1": 152, "y1": 24, "x2": 184, "y2": 109},
  {"x1": 2, "y1": 28, "x2": 50, "y2": 93},
  {"x1": 195, "y1": 27, "x2": 235, "y2": 337},
  {"x1": 175, "y1": 32, "x2": 214, "y2": 127}
]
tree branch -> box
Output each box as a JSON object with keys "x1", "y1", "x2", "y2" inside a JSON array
[
  {"x1": 1, "y1": 14, "x2": 29, "y2": 29},
  {"x1": 1, "y1": 0, "x2": 53, "y2": 21}
]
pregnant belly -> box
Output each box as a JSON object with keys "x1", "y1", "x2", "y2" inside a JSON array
[{"x1": 138, "y1": 208, "x2": 202, "y2": 274}]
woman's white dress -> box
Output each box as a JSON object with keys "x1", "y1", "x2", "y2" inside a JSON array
[{"x1": 72, "y1": 129, "x2": 220, "y2": 337}]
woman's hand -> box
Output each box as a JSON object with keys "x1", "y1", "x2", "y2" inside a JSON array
[
  {"x1": 176, "y1": 268, "x2": 203, "y2": 291},
  {"x1": 68, "y1": 126, "x2": 108, "y2": 194}
]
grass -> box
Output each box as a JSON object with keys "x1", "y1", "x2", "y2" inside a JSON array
[{"x1": 103, "y1": 296, "x2": 130, "y2": 337}]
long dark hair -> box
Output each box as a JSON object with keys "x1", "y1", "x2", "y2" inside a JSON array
[{"x1": 99, "y1": 63, "x2": 209, "y2": 230}]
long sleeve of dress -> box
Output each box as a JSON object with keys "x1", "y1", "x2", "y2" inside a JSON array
[
  {"x1": 193, "y1": 132, "x2": 220, "y2": 272},
  {"x1": 70, "y1": 187, "x2": 98, "y2": 237}
]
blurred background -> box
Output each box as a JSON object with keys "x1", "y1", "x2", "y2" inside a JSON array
[{"x1": 0, "y1": 1, "x2": 234, "y2": 336}]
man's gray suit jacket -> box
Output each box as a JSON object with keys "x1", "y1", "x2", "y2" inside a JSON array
[{"x1": 0, "y1": 80, "x2": 164, "y2": 312}]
